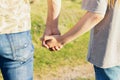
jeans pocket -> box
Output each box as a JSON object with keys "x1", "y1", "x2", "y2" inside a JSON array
[{"x1": 7, "y1": 31, "x2": 34, "y2": 61}]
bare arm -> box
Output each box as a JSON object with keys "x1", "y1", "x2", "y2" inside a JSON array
[
  {"x1": 41, "y1": 0, "x2": 61, "y2": 48},
  {"x1": 45, "y1": 0, "x2": 61, "y2": 35},
  {"x1": 45, "y1": 11, "x2": 105, "y2": 50},
  {"x1": 60, "y1": 11, "x2": 104, "y2": 45}
]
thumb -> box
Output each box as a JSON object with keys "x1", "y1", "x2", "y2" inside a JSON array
[
  {"x1": 44, "y1": 36, "x2": 54, "y2": 41},
  {"x1": 40, "y1": 36, "x2": 52, "y2": 49},
  {"x1": 40, "y1": 35, "x2": 52, "y2": 41}
]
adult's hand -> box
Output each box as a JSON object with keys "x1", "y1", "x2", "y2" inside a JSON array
[
  {"x1": 41, "y1": 27, "x2": 60, "y2": 49},
  {"x1": 44, "y1": 35, "x2": 63, "y2": 51},
  {"x1": 41, "y1": 0, "x2": 61, "y2": 49}
]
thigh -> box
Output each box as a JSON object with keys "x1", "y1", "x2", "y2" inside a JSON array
[
  {"x1": 1, "y1": 56, "x2": 33, "y2": 80},
  {"x1": 0, "y1": 31, "x2": 34, "y2": 80},
  {"x1": 94, "y1": 65, "x2": 120, "y2": 80}
]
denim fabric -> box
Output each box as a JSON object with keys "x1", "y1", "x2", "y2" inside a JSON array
[
  {"x1": 94, "y1": 65, "x2": 120, "y2": 80},
  {"x1": 0, "y1": 31, "x2": 34, "y2": 61},
  {"x1": 0, "y1": 31, "x2": 34, "y2": 80},
  {"x1": 0, "y1": 56, "x2": 33, "y2": 80}
]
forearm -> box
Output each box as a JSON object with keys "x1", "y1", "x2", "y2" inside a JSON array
[
  {"x1": 46, "y1": 0, "x2": 61, "y2": 31},
  {"x1": 61, "y1": 11, "x2": 104, "y2": 44}
]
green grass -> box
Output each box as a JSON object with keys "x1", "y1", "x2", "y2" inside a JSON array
[
  {"x1": 0, "y1": 71, "x2": 3, "y2": 80},
  {"x1": 0, "y1": 0, "x2": 93, "y2": 80},
  {"x1": 31, "y1": 0, "x2": 88, "y2": 69},
  {"x1": 31, "y1": 0, "x2": 91, "y2": 79},
  {"x1": 31, "y1": 0, "x2": 92, "y2": 79},
  {"x1": 75, "y1": 77, "x2": 95, "y2": 80}
]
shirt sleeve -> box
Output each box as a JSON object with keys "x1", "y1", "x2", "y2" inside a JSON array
[{"x1": 82, "y1": 0, "x2": 108, "y2": 15}]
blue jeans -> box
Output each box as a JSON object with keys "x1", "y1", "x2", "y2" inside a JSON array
[
  {"x1": 94, "y1": 65, "x2": 120, "y2": 80},
  {"x1": 0, "y1": 31, "x2": 34, "y2": 80}
]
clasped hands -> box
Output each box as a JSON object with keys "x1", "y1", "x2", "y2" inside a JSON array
[
  {"x1": 41, "y1": 35, "x2": 63, "y2": 51},
  {"x1": 41, "y1": 29, "x2": 63, "y2": 51}
]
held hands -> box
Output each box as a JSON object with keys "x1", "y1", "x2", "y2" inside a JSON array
[
  {"x1": 41, "y1": 35, "x2": 63, "y2": 51},
  {"x1": 41, "y1": 27, "x2": 60, "y2": 48},
  {"x1": 41, "y1": 27, "x2": 63, "y2": 51}
]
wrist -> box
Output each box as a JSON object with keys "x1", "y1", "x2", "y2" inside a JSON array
[
  {"x1": 52, "y1": 28, "x2": 60, "y2": 34},
  {"x1": 44, "y1": 27, "x2": 52, "y2": 35},
  {"x1": 60, "y1": 35, "x2": 67, "y2": 45}
]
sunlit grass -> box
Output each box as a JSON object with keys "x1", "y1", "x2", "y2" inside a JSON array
[
  {"x1": 31, "y1": 0, "x2": 88, "y2": 69},
  {"x1": 0, "y1": 0, "x2": 93, "y2": 80},
  {"x1": 31, "y1": 0, "x2": 91, "y2": 79}
]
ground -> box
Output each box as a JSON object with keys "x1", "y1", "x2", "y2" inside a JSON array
[{"x1": 34, "y1": 63, "x2": 94, "y2": 80}]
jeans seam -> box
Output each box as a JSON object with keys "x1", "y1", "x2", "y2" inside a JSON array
[{"x1": 6, "y1": 34, "x2": 16, "y2": 60}]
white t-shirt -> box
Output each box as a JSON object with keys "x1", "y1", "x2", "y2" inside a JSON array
[{"x1": 82, "y1": 0, "x2": 120, "y2": 68}]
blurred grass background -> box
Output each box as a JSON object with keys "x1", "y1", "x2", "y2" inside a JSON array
[
  {"x1": 32, "y1": 0, "x2": 87, "y2": 70},
  {"x1": 0, "y1": 0, "x2": 94, "y2": 80}
]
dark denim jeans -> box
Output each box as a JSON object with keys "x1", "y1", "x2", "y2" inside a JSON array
[
  {"x1": 94, "y1": 65, "x2": 120, "y2": 80},
  {"x1": 0, "y1": 31, "x2": 34, "y2": 80}
]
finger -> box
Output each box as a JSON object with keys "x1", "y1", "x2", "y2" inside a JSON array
[
  {"x1": 42, "y1": 36, "x2": 53, "y2": 48},
  {"x1": 52, "y1": 47, "x2": 56, "y2": 51},
  {"x1": 42, "y1": 40, "x2": 49, "y2": 49},
  {"x1": 49, "y1": 46, "x2": 56, "y2": 51},
  {"x1": 44, "y1": 36, "x2": 53, "y2": 41},
  {"x1": 54, "y1": 46, "x2": 61, "y2": 51},
  {"x1": 40, "y1": 36, "x2": 52, "y2": 43},
  {"x1": 59, "y1": 45, "x2": 63, "y2": 49},
  {"x1": 49, "y1": 48, "x2": 54, "y2": 51}
]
